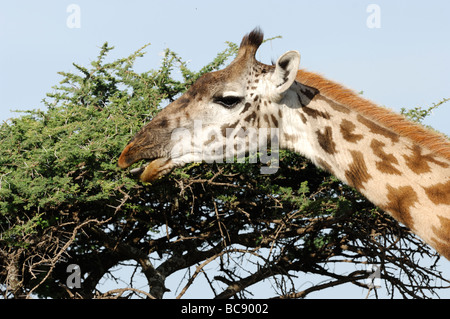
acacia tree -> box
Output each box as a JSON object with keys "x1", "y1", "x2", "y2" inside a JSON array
[{"x1": 0, "y1": 39, "x2": 449, "y2": 299}]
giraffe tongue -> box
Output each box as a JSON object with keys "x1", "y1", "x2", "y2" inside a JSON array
[
  {"x1": 130, "y1": 164, "x2": 148, "y2": 176},
  {"x1": 130, "y1": 157, "x2": 172, "y2": 183}
]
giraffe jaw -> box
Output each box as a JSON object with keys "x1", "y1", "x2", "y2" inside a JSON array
[{"x1": 129, "y1": 157, "x2": 175, "y2": 183}]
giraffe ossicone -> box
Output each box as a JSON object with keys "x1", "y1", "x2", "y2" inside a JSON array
[{"x1": 118, "y1": 28, "x2": 450, "y2": 260}]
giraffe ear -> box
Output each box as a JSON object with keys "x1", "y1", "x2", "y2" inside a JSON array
[{"x1": 271, "y1": 50, "x2": 301, "y2": 98}]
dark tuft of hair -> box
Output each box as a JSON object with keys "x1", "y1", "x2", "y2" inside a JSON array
[{"x1": 240, "y1": 27, "x2": 264, "y2": 50}]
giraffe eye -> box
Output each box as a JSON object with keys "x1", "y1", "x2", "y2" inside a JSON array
[{"x1": 213, "y1": 96, "x2": 243, "y2": 109}]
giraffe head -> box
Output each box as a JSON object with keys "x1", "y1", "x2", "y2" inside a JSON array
[{"x1": 118, "y1": 28, "x2": 316, "y2": 182}]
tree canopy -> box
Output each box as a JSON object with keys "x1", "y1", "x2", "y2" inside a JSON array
[{"x1": 1, "y1": 38, "x2": 449, "y2": 299}]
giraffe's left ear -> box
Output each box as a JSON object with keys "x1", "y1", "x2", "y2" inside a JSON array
[{"x1": 270, "y1": 50, "x2": 301, "y2": 99}]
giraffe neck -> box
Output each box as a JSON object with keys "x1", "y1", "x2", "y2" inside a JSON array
[{"x1": 280, "y1": 70, "x2": 450, "y2": 259}]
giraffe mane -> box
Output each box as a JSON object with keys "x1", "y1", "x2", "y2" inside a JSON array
[{"x1": 297, "y1": 69, "x2": 450, "y2": 161}]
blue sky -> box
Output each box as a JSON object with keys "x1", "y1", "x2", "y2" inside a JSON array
[
  {"x1": 1, "y1": 1, "x2": 449, "y2": 298},
  {"x1": 1, "y1": 1, "x2": 449, "y2": 132}
]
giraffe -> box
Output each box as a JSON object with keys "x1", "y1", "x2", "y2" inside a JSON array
[{"x1": 118, "y1": 28, "x2": 450, "y2": 260}]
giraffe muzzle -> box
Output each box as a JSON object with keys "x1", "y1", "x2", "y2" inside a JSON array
[{"x1": 118, "y1": 138, "x2": 175, "y2": 183}]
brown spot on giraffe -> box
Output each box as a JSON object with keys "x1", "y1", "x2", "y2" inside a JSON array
[
  {"x1": 316, "y1": 126, "x2": 337, "y2": 155},
  {"x1": 383, "y1": 185, "x2": 418, "y2": 229},
  {"x1": 301, "y1": 105, "x2": 330, "y2": 120},
  {"x1": 244, "y1": 112, "x2": 256, "y2": 123},
  {"x1": 300, "y1": 113, "x2": 307, "y2": 124},
  {"x1": 344, "y1": 150, "x2": 372, "y2": 190},
  {"x1": 329, "y1": 100, "x2": 351, "y2": 114},
  {"x1": 370, "y1": 139, "x2": 401, "y2": 175},
  {"x1": 431, "y1": 216, "x2": 450, "y2": 259},
  {"x1": 316, "y1": 157, "x2": 335, "y2": 175},
  {"x1": 403, "y1": 145, "x2": 450, "y2": 174},
  {"x1": 240, "y1": 102, "x2": 252, "y2": 115},
  {"x1": 178, "y1": 97, "x2": 191, "y2": 109},
  {"x1": 340, "y1": 119, "x2": 363, "y2": 143},
  {"x1": 423, "y1": 181, "x2": 450, "y2": 205},
  {"x1": 270, "y1": 114, "x2": 279, "y2": 127},
  {"x1": 357, "y1": 115, "x2": 399, "y2": 143},
  {"x1": 284, "y1": 133, "x2": 297, "y2": 144},
  {"x1": 263, "y1": 114, "x2": 270, "y2": 126},
  {"x1": 158, "y1": 117, "x2": 169, "y2": 129},
  {"x1": 204, "y1": 133, "x2": 217, "y2": 147}
]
